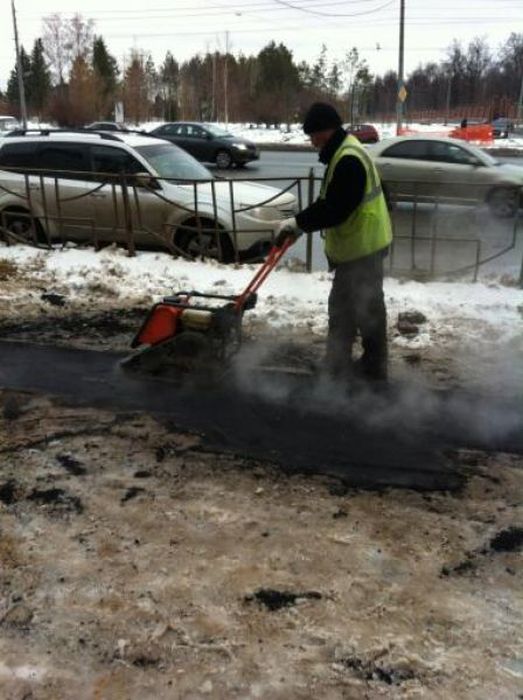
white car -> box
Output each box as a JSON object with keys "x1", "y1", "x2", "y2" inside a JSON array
[
  {"x1": 0, "y1": 129, "x2": 296, "y2": 261},
  {"x1": 0, "y1": 116, "x2": 20, "y2": 137},
  {"x1": 368, "y1": 135, "x2": 523, "y2": 218}
]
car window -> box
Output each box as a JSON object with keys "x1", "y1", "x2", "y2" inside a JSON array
[
  {"x1": 186, "y1": 125, "x2": 206, "y2": 138},
  {"x1": 37, "y1": 143, "x2": 90, "y2": 179},
  {"x1": 381, "y1": 140, "x2": 431, "y2": 160},
  {"x1": 0, "y1": 142, "x2": 38, "y2": 171},
  {"x1": 162, "y1": 124, "x2": 181, "y2": 136},
  {"x1": 135, "y1": 143, "x2": 212, "y2": 181},
  {"x1": 430, "y1": 142, "x2": 480, "y2": 166},
  {"x1": 90, "y1": 145, "x2": 144, "y2": 179}
]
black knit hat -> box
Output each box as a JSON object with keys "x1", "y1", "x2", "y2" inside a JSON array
[{"x1": 302, "y1": 102, "x2": 342, "y2": 134}]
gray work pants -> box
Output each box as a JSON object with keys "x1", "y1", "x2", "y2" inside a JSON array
[{"x1": 326, "y1": 249, "x2": 388, "y2": 380}]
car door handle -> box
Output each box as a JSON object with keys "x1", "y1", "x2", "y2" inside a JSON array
[
  {"x1": 433, "y1": 168, "x2": 443, "y2": 173},
  {"x1": 90, "y1": 192, "x2": 107, "y2": 199},
  {"x1": 28, "y1": 184, "x2": 40, "y2": 190}
]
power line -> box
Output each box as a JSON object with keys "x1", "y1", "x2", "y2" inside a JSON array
[{"x1": 272, "y1": 0, "x2": 396, "y2": 17}]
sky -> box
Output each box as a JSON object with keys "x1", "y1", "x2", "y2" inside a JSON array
[{"x1": 1, "y1": 0, "x2": 522, "y2": 91}]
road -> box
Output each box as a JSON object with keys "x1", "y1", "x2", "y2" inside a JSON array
[
  {"x1": 217, "y1": 149, "x2": 523, "y2": 182},
  {"x1": 215, "y1": 150, "x2": 523, "y2": 277}
]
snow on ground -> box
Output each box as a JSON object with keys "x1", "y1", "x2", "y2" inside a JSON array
[
  {"x1": 2, "y1": 119, "x2": 520, "y2": 150},
  {"x1": 138, "y1": 120, "x2": 523, "y2": 150},
  {"x1": 0, "y1": 243, "x2": 521, "y2": 362}
]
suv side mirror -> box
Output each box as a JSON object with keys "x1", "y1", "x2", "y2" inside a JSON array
[
  {"x1": 133, "y1": 172, "x2": 161, "y2": 190},
  {"x1": 206, "y1": 132, "x2": 213, "y2": 140}
]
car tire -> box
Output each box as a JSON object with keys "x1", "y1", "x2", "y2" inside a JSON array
[
  {"x1": 1, "y1": 207, "x2": 47, "y2": 245},
  {"x1": 486, "y1": 188, "x2": 519, "y2": 219},
  {"x1": 174, "y1": 221, "x2": 235, "y2": 263},
  {"x1": 215, "y1": 150, "x2": 233, "y2": 169}
]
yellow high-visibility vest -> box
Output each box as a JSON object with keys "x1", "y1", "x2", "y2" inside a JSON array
[{"x1": 321, "y1": 134, "x2": 392, "y2": 263}]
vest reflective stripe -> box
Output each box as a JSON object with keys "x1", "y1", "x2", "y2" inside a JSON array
[{"x1": 321, "y1": 134, "x2": 392, "y2": 263}]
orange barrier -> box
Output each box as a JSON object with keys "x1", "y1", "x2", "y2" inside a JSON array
[
  {"x1": 397, "y1": 123, "x2": 493, "y2": 145},
  {"x1": 448, "y1": 124, "x2": 493, "y2": 144}
]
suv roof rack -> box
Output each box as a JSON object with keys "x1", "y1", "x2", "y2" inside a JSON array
[{"x1": 6, "y1": 128, "x2": 123, "y2": 142}]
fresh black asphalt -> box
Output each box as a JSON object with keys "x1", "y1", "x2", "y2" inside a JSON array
[{"x1": 1, "y1": 340, "x2": 521, "y2": 491}]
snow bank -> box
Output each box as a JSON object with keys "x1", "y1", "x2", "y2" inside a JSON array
[{"x1": 0, "y1": 244, "x2": 520, "y2": 352}]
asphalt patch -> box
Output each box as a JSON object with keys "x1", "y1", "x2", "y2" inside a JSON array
[
  {"x1": 121, "y1": 486, "x2": 145, "y2": 503},
  {"x1": 0, "y1": 309, "x2": 147, "y2": 343},
  {"x1": 0, "y1": 480, "x2": 18, "y2": 505},
  {"x1": 245, "y1": 588, "x2": 322, "y2": 611},
  {"x1": 339, "y1": 655, "x2": 417, "y2": 686},
  {"x1": 1, "y1": 340, "x2": 522, "y2": 491},
  {"x1": 490, "y1": 526, "x2": 523, "y2": 552},
  {"x1": 56, "y1": 454, "x2": 87, "y2": 476},
  {"x1": 440, "y1": 525, "x2": 523, "y2": 576},
  {"x1": 27, "y1": 488, "x2": 84, "y2": 514}
]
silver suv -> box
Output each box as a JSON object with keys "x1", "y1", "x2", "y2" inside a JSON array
[{"x1": 0, "y1": 129, "x2": 296, "y2": 261}]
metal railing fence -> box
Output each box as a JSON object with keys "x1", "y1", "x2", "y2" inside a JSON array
[{"x1": 0, "y1": 165, "x2": 521, "y2": 283}]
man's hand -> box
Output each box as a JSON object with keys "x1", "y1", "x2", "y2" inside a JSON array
[{"x1": 275, "y1": 217, "x2": 300, "y2": 248}]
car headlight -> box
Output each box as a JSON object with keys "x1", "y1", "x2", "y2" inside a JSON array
[
  {"x1": 233, "y1": 143, "x2": 248, "y2": 150},
  {"x1": 247, "y1": 206, "x2": 281, "y2": 221}
]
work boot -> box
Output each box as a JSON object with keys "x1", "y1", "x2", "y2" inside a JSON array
[{"x1": 353, "y1": 355, "x2": 388, "y2": 383}]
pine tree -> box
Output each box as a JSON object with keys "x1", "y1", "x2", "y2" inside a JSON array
[
  {"x1": 92, "y1": 36, "x2": 119, "y2": 118},
  {"x1": 6, "y1": 47, "x2": 31, "y2": 115},
  {"x1": 310, "y1": 45, "x2": 328, "y2": 92},
  {"x1": 327, "y1": 62, "x2": 342, "y2": 97},
  {"x1": 160, "y1": 52, "x2": 179, "y2": 121},
  {"x1": 123, "y1": 51, "x2": 148, "y2": 124},
  {"x1": 28, "y1": 39, "x2": 51, "y2": 118}
]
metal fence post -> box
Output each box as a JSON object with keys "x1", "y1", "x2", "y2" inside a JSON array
[
  {"x1": 120, "y1": 175, "x2": 135, "y2": 257},
  {"x1": 306, "y1": 167, "x2": 314, "y2": 272}
]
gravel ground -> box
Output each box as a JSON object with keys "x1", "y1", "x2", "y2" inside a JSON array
[{"x1": 0, "y1": 387, "x2": 522, "y2": 699}]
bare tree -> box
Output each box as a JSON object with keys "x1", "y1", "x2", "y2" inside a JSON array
[
  {"x1": 42, "y1": 13, "x2": 94, "y2": 85},
  {"x1": 67, "y1": 13, "x2": 95, "y2": 62},
  {"x1": 42, "y1": 13, "x2": 68, "y2": 85}
]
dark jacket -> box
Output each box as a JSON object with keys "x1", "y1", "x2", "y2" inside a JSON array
[{"x1": 296, "y1": 128, "x2": 366, "y2": 234}]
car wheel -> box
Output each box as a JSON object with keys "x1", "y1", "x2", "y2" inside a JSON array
[
  {"x1": 1, "y1": 208, "x2": 47, "y2": 244},
  {"x1": 174, "y1": 222, "x2": 235, "y2": 263},
  {"x1": 215, "y1": 150, "x2": 233, "y2": 169},
  {"x1": 486, "y1": 188, "x2": 519, "y2": 219}
]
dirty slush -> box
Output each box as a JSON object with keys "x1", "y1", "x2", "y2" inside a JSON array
[{"x1": 0, "y1": 301, "x2": 521, "y2": 697}]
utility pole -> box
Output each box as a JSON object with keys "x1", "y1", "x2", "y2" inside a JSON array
[
  {"x1": 212, "y1": 51, "x2": 217, "y2": 121},
  {"x1": 11, "y1": 0, "x2": 27, "y2": 128},
  {"x1": 444, "y1": 67, "x2": 452, "y2": 126},
  {"x1": 517, "y1": 73, "x2": 523, "y2": 127},
  {"x1": 395, "y1": 0, "x2": 405, "y2": 135},
  {"x1": 224, "y1": 31, "x2": 229, "y2": 128}
]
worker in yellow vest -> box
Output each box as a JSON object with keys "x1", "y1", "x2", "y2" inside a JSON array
[{"x1": 276, "y1": 102, "x2": 392, "y2": 382}]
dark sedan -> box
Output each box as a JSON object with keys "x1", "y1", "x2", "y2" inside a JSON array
[{"x1": 149, "y1": 122, "x2": 259, "y2": 169}]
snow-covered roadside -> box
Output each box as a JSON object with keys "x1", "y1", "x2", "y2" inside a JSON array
[
  {"x1": 0, "y1": 244, "x2": 521, "y2": 355},
  {"x1": 6, "y1": 119, "x2": 522, "y2": 151},
  {"x1": 138, "y1": 120, "x2": 523, "y2": 151}
]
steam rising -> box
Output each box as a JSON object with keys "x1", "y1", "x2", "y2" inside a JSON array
[{"x1": 231, "y1": 340, "x2": 522, "y2": 450}]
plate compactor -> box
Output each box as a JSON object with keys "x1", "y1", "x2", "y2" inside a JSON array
[{"x1": 121, "y1": 239, "x2": 292, "y2": 377}]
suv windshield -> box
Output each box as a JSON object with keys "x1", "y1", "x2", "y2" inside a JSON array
[
  {"x1": 205, "y1": 124, "x2": 233, "y2": 138},
  {"x1": 135, "y1": 142, "x2": 213, "y2": 181}
]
